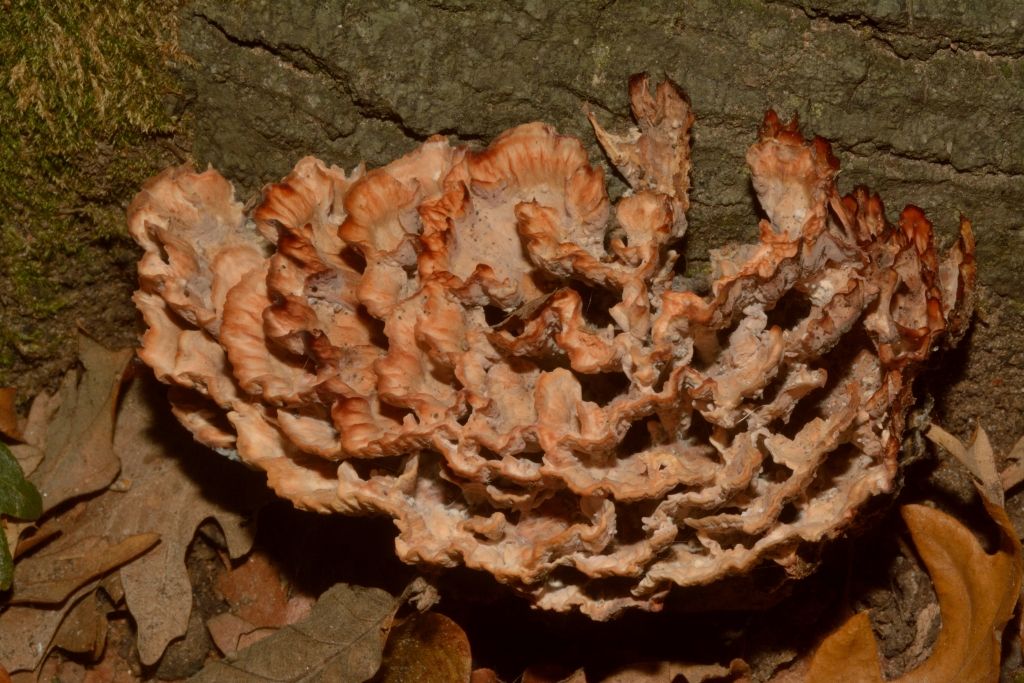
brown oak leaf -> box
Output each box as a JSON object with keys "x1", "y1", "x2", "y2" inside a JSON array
[
  {"x1": 9, "y1": 531, "x2": 158, "y2": 605},
  {"x1": 26, "y1": 336, "x2": 132, "y2": 513},
  {"x1": 377, "y1": 612, "x2": 473, "y2": 683},
  {"x1": 0, "y1": 371, "x2": 265, "y2": 672},
  {"x1": 794, "y1": 425, "x2": 1023, "y2": 681},
  {"x1": 109, "y1": 373, "x2": 264, "y2": 665}
]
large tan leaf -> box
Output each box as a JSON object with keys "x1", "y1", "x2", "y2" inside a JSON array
[
  {"x1": 796, "y1": 425, "x2": 1023, "y2": 681},
  {"x1": 112, "y1": 374, "x2": 264, "y2": 665}
]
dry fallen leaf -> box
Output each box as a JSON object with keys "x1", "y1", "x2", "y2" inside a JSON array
[
  {"x1": 27, "y1": 336, "x2": 132, "y2": 513},
  {"x1": 795, "y1": 424, "x2": 1023, "y2": 682},
  {"x1": 31, "y1": 610, "x2": 140, "y2": 683},
  {"x1": 802, "y1": 612, "x2": 882, "y2": 683},
  {"x1": 9, "y1": 384, "x2": 61, "y2": 479},
  {"x1": 109, "y1": 373, "x2": 263, "y2": 666},
  {"x1": 898, "y1": 502, "x2": 1021, "y2": 682},
  {"x1": 0, "y1": 387, "x2": 20, "y2": 441},
  {"x1": 9, "y1": 531, "x2": 159, "y2": 605},
  {"x1": 215, "y1": 551, "x2": 295, "y2": 628},
  {"x1": 0, "y1": 584, "x2": 103, "y2": 673},
  {"x1": 4, "y1": 558, "x2": 126, "y2": 680},
  {"x1": 206, "y1": 612, "x2": 279, "y2": 657},
  {"x1": 377, "y1": 612, "x2": 473, "y2": 683},
  {"x1": 925, "y1": 423, "x2": 1002, "y2": 502},
  {"x1": 208, "y1": 551, "x2": 315, "y2": 657},
  {"x1": 0, "y1": 371, "x2": 265, "y2": 672},
  {"x1": 998, "y1": 435, "x2": 1024, "y2": 492},
  {"x1": 31, "y1": 655, "x2": 137, "y2": 683},
  {"x1": 50, "y1": 587, "x2": 110, "y2": 660},
  {"x1": 192, "y1": 582, "x2": 402, "y2": 683},
  {"x1": 3, "y1": 337, "x2": 129, "y2": 593}
]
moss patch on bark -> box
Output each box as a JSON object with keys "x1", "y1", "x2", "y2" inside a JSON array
[{"x1": 0, "y1": 0, "x2": 189, "y2": 396}]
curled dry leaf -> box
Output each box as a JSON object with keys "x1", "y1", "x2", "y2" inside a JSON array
[
  {"x1": 803, "y1": 612, "x2": 882, "y2": 683},
  {"x1": 796, "y1": 425, "x2": 1024, "y2": 681},
  {"x1": 30, "y1": 608, "x2": 139, "y2": 683},
  {"x1": 50, "y1": 588, "x2": 110, "y2": 660},
  {"x1": 129, "y1": 75, "x2": 975, "y2": 618},
  {"x1": 898, "y1": 502, "x2": 1021, "y2": 682}
]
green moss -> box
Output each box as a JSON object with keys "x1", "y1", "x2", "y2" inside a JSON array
[
  {"x1": 2, "y1": 1, "x2": 184, "y2": 150},
  {"x1": 0, "y1": 0, "x2": 189, "y2": 390}
]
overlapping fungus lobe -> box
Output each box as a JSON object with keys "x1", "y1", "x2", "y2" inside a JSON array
[{"x1": 129, "y1": 75, "x2": 975, "y2": 619}]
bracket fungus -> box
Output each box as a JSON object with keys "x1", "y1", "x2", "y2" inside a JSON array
[{"x1": 129, "y1": 76, "x2": 975, "y2": 619}]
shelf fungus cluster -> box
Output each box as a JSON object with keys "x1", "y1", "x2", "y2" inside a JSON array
[{"x1": 129, "y1": 76, "x2": 975, "y2": 619}]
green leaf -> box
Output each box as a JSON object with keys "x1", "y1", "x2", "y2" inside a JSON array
[
  {"x1": 0, "y1": 440, "x2": 43, "y2": 591},
  {"x1": 0, "y1": 530, "x2": 11, "y2": 592},
  {"x1": 0, "y1": 442, "x2": 42, "y2": 520}
]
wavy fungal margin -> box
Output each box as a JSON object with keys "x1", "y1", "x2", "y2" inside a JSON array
[{"x1": 129, "y1": 75, "x2": 975, "y2": 619}]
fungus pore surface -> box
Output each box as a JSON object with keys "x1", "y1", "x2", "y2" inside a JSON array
[{"x1": 129, "y1": 76, "x2": 975, "y2": 619}]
